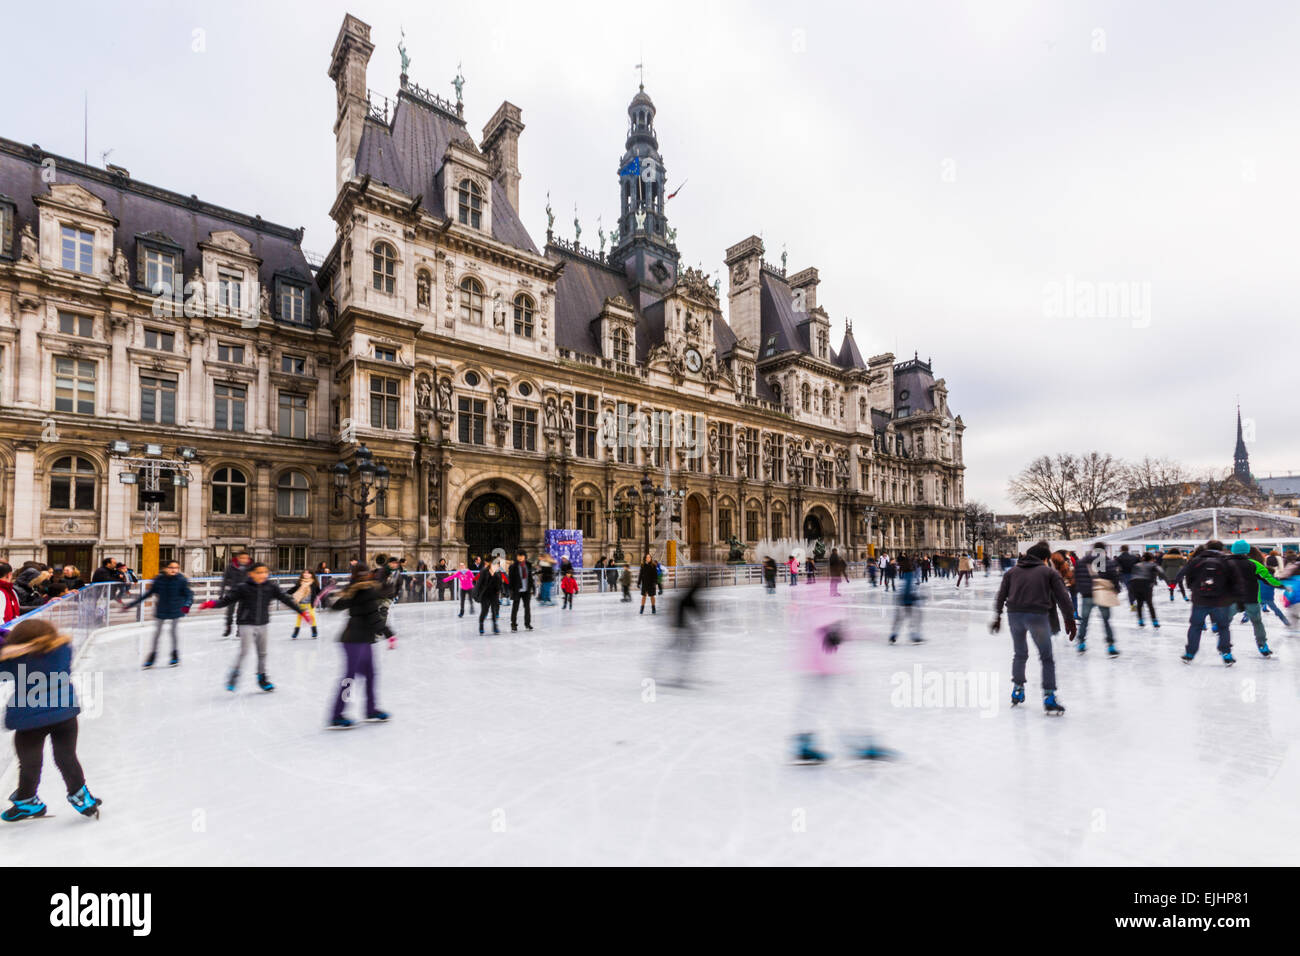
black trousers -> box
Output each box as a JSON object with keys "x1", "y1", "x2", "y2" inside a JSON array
[
  {"x1": 511, "y1": 592, "x2": 531, "y2": 627},
  {"x1": 15, "y1": 716, "x2": 85, "y2": 799},
  {"x1": 478, "y1": 598, "x2": 499, "y2": 627}
]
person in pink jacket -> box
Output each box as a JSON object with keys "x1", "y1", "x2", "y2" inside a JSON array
[
  {"x1": 453, "y1": 562, "x2": 477, "y2": 618},
  {"x1": 787, "y1": 555, "x2": 800, "y2": 587},
  {"x1": 790, "y1": 590, "x2": 894, "y2": 763}
]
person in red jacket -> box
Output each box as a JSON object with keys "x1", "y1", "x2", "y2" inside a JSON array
[
  {"x1": 0, "y1": 564, "x2": 20, "y2": 625},
  {"x1": 560, "y1": 568, "x2": 579, "y2": 609}
]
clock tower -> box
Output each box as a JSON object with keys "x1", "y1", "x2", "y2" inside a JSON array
[{"x1": 611, "y1": 84, "x2": 679, "y2": 309}]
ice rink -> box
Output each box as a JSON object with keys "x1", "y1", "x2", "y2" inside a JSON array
[{"x1": 3, "y1": 572, "x2": 1298, "y2": 866}]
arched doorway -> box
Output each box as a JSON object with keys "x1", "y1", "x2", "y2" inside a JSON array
[
  {"x1": 686, "y1": 495, "x2": 704, "y2": 558},
  {"x1": 803, "y1": 513, "x2": 822, "y2": 541},
  {"x1": 464, "y1": 493, "x2": 521, "y2": 563}
]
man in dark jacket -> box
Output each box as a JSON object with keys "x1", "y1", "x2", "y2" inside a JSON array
[
  {"x1": 828, "y1": 548, "x2": 848, "y2": 597},
  {"x1": 200, "y1": 563, "x2": 299, "y2": 691},
  {"x1": 473, "y1": 559, "x2": 504, "y2": 634},
  {"x1": 1181, "y1": 540, "x2": 1246, "y2": 664},
  {"x1": 638, "y1": 555, "x2": 659, "y2": 614},
  {"x1": 992, "y1": 541, "x2": 1076, "y2": 713},
  {"x1": 508, "y1": 550, "x2": 534, "y2": 632},
  {"x1": 1073, "y1": 544, "x2": 1120, "y2": 652},
  {"x1": 1116, "y1": 545, "x2": 1141, "y2": 609},
  {"x1": 218, "y1": 553, "x2": 252, "y2": 637},
  {"x1": 120, "y1": 560, "x2": 193, "y2": 668}
]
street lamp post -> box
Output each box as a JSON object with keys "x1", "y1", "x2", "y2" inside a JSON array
[
  {"x1": 606, "y1": 494, "x2": 636, "y2": 565},
  {"x1": 623, "y1": 469, "x2": 684, "y2": 560},
  {"x1": 333, "y1": 444, "x2": 389, "y2": 566},
  {"x1": 861, "y1": 505, "x2": 877, "y2": 560}
]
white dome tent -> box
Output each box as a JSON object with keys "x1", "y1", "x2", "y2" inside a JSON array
[{"x1": 1046, "y1": 508, "x2": 1300, "y2": 555}]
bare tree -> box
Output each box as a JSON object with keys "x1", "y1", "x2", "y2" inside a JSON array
[
  {"x1": 1189, "y1": 468, "x2": 1264, "y2": 510},
  {"x1": 1008, "y1": 454, "x2": 1075, "y2": 539},
  {"x1": 1125, "y1": 456, "x2": 1194, "y2": 521},
  {"x1": 964, "y1": 501, "x2": 994, "y2": 554},
  {"x1": 1071, "y1": 451, "x2": 1129, "y2": 534}
]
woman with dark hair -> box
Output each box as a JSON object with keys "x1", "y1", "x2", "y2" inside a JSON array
[
  {"x1": 325, "y1": 569, "x2": 390, "y2": 728},
  {"x1": 638, "y1": 554, "x2": 659, "y2": 614}
]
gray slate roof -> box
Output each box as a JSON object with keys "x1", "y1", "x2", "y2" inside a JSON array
[
  {"x1": 1259, "y1": 475, "x2": 1300, "y2": 496},
  {"x1": 0, "y1": 138, "x2": 314, "y2": 307},
  {"x1": 353, "y1": 97, "x2": 538, "y2": 255}
]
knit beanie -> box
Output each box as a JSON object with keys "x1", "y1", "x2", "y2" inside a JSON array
[{"x1": 1230, "y1": 539, "x2": 1250, "y2": 555}]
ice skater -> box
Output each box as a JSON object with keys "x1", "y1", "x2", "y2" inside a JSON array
[
  {"x1": 1074, "y1": 543, "x2": 1120, "y2": 655},
  {"x1": 218, "y1": 552, "x2": 252, "y2": 638},
  {"x1": 763, "y1": 556, "x2": 778, "y2": 593},
  {"x1": 888, "y1": 553, "x2": 924, "y2": 644},
  {"x1": 324, "y1": 569, "x2": 390, "y2": 728},
  {"x1": 119, "y1": 559, "x2": 193, "y2": 667},
  {"x1": 474, "y1": 557, "x2": 503, "y2": 634},
  {"x1": 1180, "y1": 540, "x2": 1246, "y2": 665},
  {"x1": 508, "y1": 550, "x2": 534, "y2": 631},
  {"x1": 1226, "y1": 540, "x2": 1285, "y2": 657},
  {"x1": 638, "y1": 554, "x2": 659, "y2": 614},
  {"x1": 620, "y1": 564, "x2": 633, "y2": 601},
  {"x1": 652, "y1": 573, "x2": 706, "y2": 687},
  {"x1": 0, "y1": 618, "x2": 102, "y2": 821},
  {"x1": 828, "y1": 548, "x2": 848, "y2": 597},
  {"x1": 453, "y1": 561, "x2": 476, "y2": 616},
  {"x1": 560, "y1": 567, "x2": 578, "y2": 609},
  {"x1": 990, "y1": 541, "x2": 1075, "y2": 714},
  {"x1": 200, "y1": 562, "x2": 300, "y2": 692},
  {"x1": 289, "y1": 569, "x2": 320, "y2": 639},
  {"x1": 1129, "y1": 552, "x2": 1166, "y2": 628}
]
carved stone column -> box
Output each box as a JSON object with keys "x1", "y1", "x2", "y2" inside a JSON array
[
  {"x1": 107, "y1": 312, "x2": 131, "y2": 418},
  {"x1": 186, "y1": 329, "x2": 207, "y2": 427},
  {"x1": 254, "y1": 342, "x2": 272, "y2": 434}
]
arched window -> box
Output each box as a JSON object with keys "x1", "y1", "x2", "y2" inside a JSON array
[
  {"x1": 770, "y1": 381, "x2": 782, "y2": 404},
  {"x1": 612, "y1": 326, "x2": 631, "y2": 364},
  {"x1": 372, "y1": 242, "x2": 396, "y2": 294},
  {"x1": 513, "y1": 293, "x2": 535, "y2": 337},
  {"x1": 211, "y1": 467, "x2": 248, "y2": 515},
  {"x1": 276, "y1": 471, "x2": 310, "y2": 518},
  {"x1": 740, "y1": 366, "x2": 754, "y2": 396},
  {"x1": 49, "y1": 455, "x2": 96, "y2": 510},
  {"x1": 800, "y1": 383, "x2": 811, "y2": 412},
  {"x1": 457, "y1": 180, "x2": 483, "y2": 229},
  {"x1": 416, "y1": 269, "x2": 431, "y2": 309},
  {"x1": 459, "y1": 276, "x2": 484, "y2": 324},
  {"x1": 822, "y1": 388, "x2": 830, "y2": 415}
]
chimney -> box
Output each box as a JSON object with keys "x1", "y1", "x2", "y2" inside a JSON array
[
  {"x1": 482, "y1": 101, "x2": 525, "y2": 214},
  {"x1": 788, "y1": 266, "x2": 819, "y2": 313},
  {"x1": 724, "y1": 235, "x2": 764, "y2": 350},
  {"x1": 328, "y1": 14, "x2": 375, "y2": 195}
]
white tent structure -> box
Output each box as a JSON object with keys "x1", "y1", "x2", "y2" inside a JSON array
[{"x1": 1047, "y1": 508, "x2": 1300, "y2": 555}]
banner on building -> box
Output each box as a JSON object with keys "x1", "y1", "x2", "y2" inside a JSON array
[{"x1": 544, "y1": 529, "x2": 583, "y2": 569}]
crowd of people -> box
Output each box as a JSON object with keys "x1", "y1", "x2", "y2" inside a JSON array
[{"x1": 0, "y1": 557, "x2": 142, "y2": 623}]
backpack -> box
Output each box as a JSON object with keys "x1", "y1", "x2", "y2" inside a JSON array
[{"x1": 1193, "y1": 553, "x2": 1231, "y2": 603}]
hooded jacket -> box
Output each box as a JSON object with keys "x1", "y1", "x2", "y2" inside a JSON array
[
  {"x1": 1129, "y1": 559, "x2": 1167, "y2": 588},
  {"x1": 122, "y1": 572, "x2": 194, "y2": 619},
  {"x1": 995, "y1": 554, "x2": 1075, "y2": 619},
  {"x1": 219, "y1": 559, "x2": 251, "y2": 597},
  {"x1": 1227, "y1": 554, "x2": 1283, "y2": 606},
  {"x1": 0, "y1": 631, "x2": 79, "y2": 731},
  {"x1": 1183, "y1": 550, "x2": 1246, "y2": 607}
]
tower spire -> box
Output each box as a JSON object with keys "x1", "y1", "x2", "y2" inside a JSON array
[{"x1": 1233, "y1": 404, "x2": 1252, "y2": 483}]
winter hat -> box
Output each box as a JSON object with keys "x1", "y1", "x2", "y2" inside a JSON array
[{"x1": 1231, "y1": 539, "x2": 1250, "y2": 555}]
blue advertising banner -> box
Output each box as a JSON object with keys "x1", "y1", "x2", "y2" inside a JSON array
[{"x1": 544, "y1": 529, "x2": 584, "y2": 569}]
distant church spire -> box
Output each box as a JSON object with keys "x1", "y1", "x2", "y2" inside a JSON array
[{"x1": 1233, "y1": 404, "x2": 1252, "y2": 483}]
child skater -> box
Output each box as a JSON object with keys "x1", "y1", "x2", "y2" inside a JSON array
[
  {"x1": 290, "y1": 569, "x2": 320, "y2": 639},
  {"x1": 561, "y1": 566, "x2": 579, "y2": 609},
  {"x1": 453, "y1": 561, "x2": 476, "y2": 617},
  {"x1": 120, "y1": 559, "x2": 193, "y2": 667},
  {"x1": 620, "y1": 563, "x2": 632, "y2": 602},
  {"x1": 0, "y1": 618, "x2": 102, "y2": 821},
  {"x1": 325, "y1": 569, "x2": 390, "y2": 728},
  {"x1": 474, "y1": 557, "x2": 503, "y2": 634},
  {"x1": 789, "y1": 589, "x2": 894, "y2": 763},
  {"x1": 199, "y1": 563, "x2": 300, "y2": 692}
]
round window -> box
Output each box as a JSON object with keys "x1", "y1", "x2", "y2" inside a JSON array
[
  {"x1": 518, "y1": 382, "x2": 532, "y2": 397},
  {"x1": 465, "y1": 371, "x2": 480, "y2": 387},
  {"x1": 899, "y1": 389, "x2": 909, "y2": 401}
]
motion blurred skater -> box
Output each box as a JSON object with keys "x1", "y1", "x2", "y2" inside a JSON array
[
  {"x1": 200, "y1": 563, "x2": 300, "y2": 692},
  {"x1": 289, "y1": 569, "x2": 320, "y2": 640},
  {"x1": 991, "y1": 540, "x2": 1076, "y2": 714},
  {"x1": 120, "y1": 559, "x2": 193, "y2": 667},
  {"x1": 474, "y1": 557, "x2": 503, "y2": 634},
  {"x1": 325, "y1": 569, "x2": 390, "y2": 728},
  {"x1": 1180, "y1": 540, "x2": 1246, "y2": 665},
  {"x1": 509, "y1": 550, "x2": 534, "y2": 631},
  {"x1": 888, "y1": 553, "x2": 924, "y2": 644},
  {"x1": 0, "y1": 618, "x2": 102, "y2": 821},
  {"x1": 638, "y1": 553, "x2": 659, "y2": 614},
  {"x1": 653, "y1": 571, "x2": 706, "y2": 687}
]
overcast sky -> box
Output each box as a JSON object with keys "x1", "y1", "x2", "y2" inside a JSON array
[{"x1": 5, "y1": 0, "x2": 1298, "y2": 509}]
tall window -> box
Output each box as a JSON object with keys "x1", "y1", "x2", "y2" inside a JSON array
[
  {"x1": 276, "y1": 545, "x2": 307, "y2": 573},
  {"x1": 369, "y1": 377, "x2": 399, "y2": 430},
  {"x1": 513, "y1": 406, "x2": 537, "y2": 451},
  {"x1": 743, "y1": 427, "x2": 759, "y2": 478},
  {"x1": 717, "y1": 422, "x2": 733, "y2": 476},
  {"x1": 574, "y1": 393, "x2": 598, "y2": 458},
  {"x1": 279, "y1": 392, "x2": 308, "y2": 438},
  {"x1": 58, "y1": 312, "x2": 93, "y2": 337},
  {"x1": 745, "y1": 509, "x2": 760, "y2": 542},
  {"x1": 459, "y1": 277, "x2": 484, "y2": 324},
  {"x1": 279, "y1": 284, "x2": 306, "y2": 324},
  {"x1": 817, "y1": 329, "x2": 828, "y2": 359},
  {"x1": 770, "y1": 433, "x2": 784, "y2": 483},
  {"x1": 458, "y1": 396, "x2": 486, "y2": 444},
  {"x1": 144, "y1": 248, "x2": 176, "y2": 291},
  {"x1": 60, "y1": 226, "x2": 93, "y2": 274},
  {"x1": 49, "y1": 456, "x2": 95, "y2": 510},
  {"x1": 457, "y1": 180, "x2": 483, "y2": 229},
  {"x1": 740, "y1": 366, "x2": 753, "y2": 396},
  {"x1": 718, "y1": 508, "x2": 733, "y2": 542},
  {"x1": 276, "y1": 471, "x2": 310, "y2": 517},
  {"x1": 281, "y1": 354, "x2": 306, "y2": 374},
  {"x1": 513, "y1": 294, "x2": 535, "y2": 337},
  {"x1": 372, "y1": 242, "x2": 396, "y2": 293},
  {"x1": 575, "y1": 498, "x2": 595, "y2": 537},
  {"x1": 217, "y1": 270, "x2": 242, "y2": 311},
  {"x1": 822, "y1": 389, "x2": 830, "y2": 416},
  {"x1": 140, "y1": 374, "x2": 177, "y2": 424},
  {"x1": 771, "y1": 513, "x2": 783, "y2": 540},
  {"x1": 612, "y1": 327, "x2": 631, "y2": 364},
  {"x1": 144, "y1": 328, "x2": 174, "y2": 351},
  {"x1": 214, "y1": 384, "x2": 246, "y2": 431},
  {"x1": 616, "y1": 505, "x2": 634, "y2": 540},
  {"x1": 54, "y1": 357, "x2": 95, "y2": 414},
  {"x1": 211, "y1": 467, "x2": 247, "y2": 515},
  {"x1": 685, "y1": 416, "x2": 702, "y2": 473},
  {"x1": 800, "y1": 383, "x2": 811, "y2": 412}
]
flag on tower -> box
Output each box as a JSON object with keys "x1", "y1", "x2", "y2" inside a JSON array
[
  {"x1": 666, "y1": 179, "x2": 687, "y2": 200},
  {"x1": 618, "y1": 156, "x2": 641, "y2": 178}
]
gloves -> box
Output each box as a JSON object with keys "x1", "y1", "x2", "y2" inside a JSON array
[
  {"x1": 181, "y1": 605, "x2": 190, "y2": 615},
  {"x1": 988, "y1": 617, "x2": 1001, "y2": 634},
  {"x1": 1065, "y1": 621, "x2": 1078, "y2": 641},
  {"x1": 199, "y1": 600, "x2": 216, "y2": 610}
]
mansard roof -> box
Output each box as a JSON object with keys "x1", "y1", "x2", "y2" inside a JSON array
[
  {"x1": 758, "y1": 269, "x2": 808, "y2": 357},
  {"x1": 353, "y1": 96, "x2": 538, "y2": 254},
  {"x1": 893, "y1": 356, "x2": 941, "y2": 415},
  {"x1": 0, "y1": 137, "x2": 314, "y2": 296},
  {"x1": 835, "y1": 327, "x2": 867, "y2": 369}
]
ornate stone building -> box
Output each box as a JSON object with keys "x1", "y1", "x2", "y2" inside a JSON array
[{"x1": 0, "y1": 12, "x2": 966, "y2": 572}]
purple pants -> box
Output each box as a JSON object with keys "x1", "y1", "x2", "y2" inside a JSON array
[{"x1": 332, "y1": 641, "x2": 377, "y2": 720}]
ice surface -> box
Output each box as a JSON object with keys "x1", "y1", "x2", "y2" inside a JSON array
[{"x1": 3, "y1": 574, "x2": 1298, "y2": 865}]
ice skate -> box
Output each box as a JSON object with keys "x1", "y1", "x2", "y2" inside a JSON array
[
  {"x1": 1076, "y1": 639, "x2": 1087, "y2": 653},
  {"x1": 257, "y1": 673, "x2": 275, "y2": 692},
  {"x1": 855, "y1": 740, "x2": 897, "y2": 760},
  {"x1": 226, "y1": 669, "x2": 239, "y2": 692},
  {"x1": 1181, "y1": 653, "x2": 1195, "y2": 663},
  {"x1": 1259, "y1": 643, "x2": 1272, "y2": 658},
  {"x1": 329, "y1": 716, "x2": 354, "y2": 729},
  {"x1": 1222, "y1": 653, "x2": 1236, "y2": 667},
  {"x1": 169, "y1": 654, "x2": 180, "y2": 667},
  {"x1": 142, "y1": 655, "x2": 155, "y2": 669},
  {"x1": 792, "y1": 733, "x2": 828, "y2": 764},
  {"x1": 1043, "y1": 693, "x2": 1065, "y2": 715},
  {"x1": 1, "y1": 795, "x2": 47, "y2": 822},
  {"x1": 1152, "y1": 620, "x2": 1160, "y2": 628},
  {"x1": 67, "y1": 785, "x2": 102, "y2": 818},
  {"x1": 1106, "y1": 644, "x2": 1120, "y2": 657},
  {"x1": 1011, "y1": 682, "x2": 1025, "y2": 706},
  {"x1": 366, "y1": 710, "x2": 390, "y2": 722}
]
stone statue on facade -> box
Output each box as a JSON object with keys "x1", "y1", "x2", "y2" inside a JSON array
[
  {"x1": 609, "y1": 225, "x2": 619, "y2": 246},
  {"x1": 560, "y1": 400, "x2": 573, "y2": 434},
  {"x1": 545, "y1": 192, "x2": 554, "y2": 232},
  {"x1": 787, "y1": 441, "x2": 801, "y2": 481},
  {"x1": 707, "y1": 426, "x2": 719, "y2": 467},
  {"x1": 436, "y1": 377, "x2": 453, "y2": 412},
  {"x1": 416, "y1": 373, "x2": 433, "y2": 408},
  {"x1": 19, "y1": 224, "x2": 38, "y2": 263},
  {"x1": 111, "y1": 246, "x2": 129, "y2": 284},
  {"x1": 544, "y1": 396, "x2": 559, "y2": 430}
]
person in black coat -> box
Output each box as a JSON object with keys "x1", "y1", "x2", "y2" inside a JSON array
[
  {"x1": 762, "y1": 557, "x2": 778, "y2": 594},
  {"x1": 638, "y1": 554, "x2": 659, "y2": 615},
  {"x1": 992, "y1": 541, "x2": 1076, "y2": 713},
  {"x1": 507, "y1": 551, "x2": 534, "y2": 632},
  {"x1": 473, "y1": 559, "x2": 504, "y2": 634},
  {"x1": 326, "y1": 571, "x2": 390, "y2": 727},
  {"x1": 218, "y1": 553, "x2": 252, "y2": 637},
  {"x1": 200, "y1": 563, "x2": 299, "y2": 692},
  {"x1": 120, "y1": 560, "x2": 193, "y2": 667},
  {"x1": 1180, "y1": 541, "x2": 1246, "y2": 662}
]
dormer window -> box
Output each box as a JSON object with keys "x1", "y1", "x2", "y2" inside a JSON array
[
  {"x1": 513, "y1": 293, "x2": 535, "y2": 337},
  {"x1": 60, "y1": 225, "x2": 94, "y2": 274},
  {"x1": 763, "y1": 334, "x2": 778, "y2": 357},
  {"x1": 800, "y1": 383, "x2": 811, "y2": 412},
  {"x1": 612, "y1": 327, "x2": 631, "y2": 364},
  {"x1": 218, "y1": 269, "x2": 243, "y2": 310},
  {"x1": 374, "y1": 346, "x2": 397, "y2": 363},
  {"x1": 372, "y1": 242, "x2": 397, "y2": 294},
  {"x1": 457, "y1": 180, "x2": 483, "y2": 229},
  {"x1": 144, "y1": 247, "x2": 177, "y2": 292},
  {"x1": 278, "y1": 282, "x2": 307, "y2": 325},
  {"x1": 817, "y1": 330, "x2": 828, "y2": 359}
]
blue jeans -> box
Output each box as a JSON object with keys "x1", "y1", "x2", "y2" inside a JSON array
[
  {"x1": 539, "y1": 581, "x2": 553, "y2": 604},
  {"x1": 1077, "y1": 597, "x2": 1113, "y2": 643},
  {"x1": 1008, "y1": 611, "x2": 1056, "y2": 691},
  {"x1": 1186, "y1": 605, "x2": 1234, "y2": 657}
]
